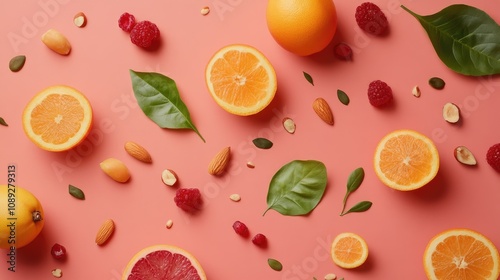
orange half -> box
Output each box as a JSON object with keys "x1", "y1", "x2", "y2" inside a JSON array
[
  {"x1": 205, "y1": 44, "x2": 277, "y2": 116},
  {"x1": 22, "y1": 85, "x2": 93, "y2": 152},
  {"x1": 374, "y1": 129, "x2": 439, "y2": 191},
  {"x1": 424, "y1": 229, "x2": 500, "y2": 280},
  {"x1": 331, "y1": 232, "x2": 369, "y2": 269}
]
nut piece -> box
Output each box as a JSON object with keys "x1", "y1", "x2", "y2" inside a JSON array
[
  {"x1": 100, "y1": 158, "x2": 130, "y2": 183},
  {"x1": 324, "y1": 273, "x2": 337, "y2": 280},
  {"x1": 443, "y1": 102, "x2": 460, "y2": 123},
  {"x1": 412, "y1": 85, "x2": 421, "y2": 97},
  {"x1": 166, "y1": 219, "x2": 173, "y2": 229},
  {"x1": 454, "y1": 146, "x2": 477, "y2": 166},
  {"x1": 52, "y1": 268, "x2": 63, "y2": 278},
  {"x1": 124, "y1": 141, "x2": 152, "y2": 163},
  {"x1": 73, "y1": 12, "x2": 87, "y2": 27},
  {"x1": 246, "y1": 162, "x2": 255, "y2": 169},
  {"x1": 201, "y1": 6, "x2": 210, "y2": 15},
  {"x1": 282, "y1": 117, "x2": 296, "y2": 134},
  {"x1": 41, "y1": 29, "x2": 71, "y2": 55},
  {"x1": 312, "y1": 98, "x2": 334, "y2": 125},
  {"x1": 95, "y1": 219, "x2": 115, "y2": 246},
  {"x1": 208, "y1": 146, "x2": 231, "y2": 176},
  {"x1": 161, "y1": 169, "x2": 178, "y2": 187},
  {"x1": 229, "y1": 194, "x2": 241, "y2": 202}
]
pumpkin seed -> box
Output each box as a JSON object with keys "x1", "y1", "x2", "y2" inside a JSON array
[
  {"x1": 9, "y1": 55, "x2": 26, "y2": 72},
  {"x1": 69, "y1": 184, "x2": 85, "y2": 200},
  {"x1": 268, "y1": 258, "x2": 283, "y2": 271},
  {"x1": 252, "y1": 138, "x2": 273, "y2": 149},
  {"x1": 429, "y1": 77, "x2": 445, "y2": 89}
]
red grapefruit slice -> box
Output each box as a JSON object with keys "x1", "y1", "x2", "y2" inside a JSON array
[{"x1": 122, "y1": 244, "x2": 207, "y2": 280}]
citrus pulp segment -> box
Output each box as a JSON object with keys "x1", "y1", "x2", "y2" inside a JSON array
[
  {"x1": 122, "y1": 244, "x2": 207, "y2": 280},
  {"x1": 331, "y1": 232, "x2": 369, "y2": 269},
  {"x1": 423, "y1": 228, "x2": 500, "y2": 280},
  {"x1": 373, "y1": 129, "x2": 439, "y2": 191},
  {"x1": 22, "y1": 85, "x2": 93, "y2": 152},
  {"x1": 205, "y1": 44, "x2": 277, "y2": 116}
]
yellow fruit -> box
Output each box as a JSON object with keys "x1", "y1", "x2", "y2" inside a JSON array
[
  {"x1": 22, "y1": 85, "x2": 93, "y2": 152},
  {"x1": 205, "y1": 44, "x2": 277, "y2": 116},
  {"x1": 424, "y1": 228, "x2": 500, "y2": 280},
  {"x1": 266, "y1": 0, "x2": 337, "y2": 56},
  {"x1": 374, "y1": 129, "x2": 440, "y2": 191},
  {"x1": 331, "y1": 232, "x2": 369, "y2": 269},
  {"x1": 0, "y1": 185, "x2": 45, "y2": 249},
  {"x1": 122, "y1": 244, "x2": 207, "y2": 279}
]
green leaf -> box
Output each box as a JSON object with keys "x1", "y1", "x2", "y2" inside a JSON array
[
  {"x1": 303, "y1": 71, "x2": 314, "y2": 85},
  {"x1": 69, "y1": 184, "x2": 85, "y2": 200},
  {"x1": 268, "y1": 258, "x2": 283, "y2": 271},
  {"x1": 341, "y1": 167, "x2": 365, "y2": 214},
  {"x1": 129, "y1": 70, "x2": 205, "y2": 142},
  {"x1": 252, "y1": 138, "x2": 273, "y2": 149},
  {"x1": 0, "y1": 117, "x2": 7, "y2": 126},
  {"x1": 340, "y1": 201, "x2": 372, "y2": 216},
  {"x1": 337, "y1": 89, "x2": 350, "y2": 105},
  {"x1": 264, "y1": 160, "x2": 327, "y2": 216},
  {"x1": 401, "y1": 4, "x2": 500, "y2": 76}
]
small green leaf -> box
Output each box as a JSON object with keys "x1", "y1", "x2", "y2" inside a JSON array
[
  {"x1": 341, "y1": 201, "x2": 372, "y2": 216},
  {"x1": 346, "y1": 167, "x2": 365, "y2": 194},
  {"x1": 252, "y1": 138, "x2": 273, "y2": 149},
  {"x1": 341, "y1": 167, "x2": 365, "y2": 214},
  {"x1": 337, "y1": 89, "x2": 350, "y2": 105},
  {"x1": 303, "y1": 71, "x2": 314, "y2": 85},
  {"x1": 0, "y1": 117, "x2": 8, "y2": 126},
  {"x1": 264, "y1": 160, "x2": 327, "y2": 216},
  {"x1": 401, "y1": 4, "x2": 500, "y2": 76},
  {"x1": 429, "y1": 77, "x2": 445, "y2": 90},
  {"x1": 69, "y1": 184, "x2": 85, "y2": 200},
  {"x1": 129, "y1": 70, "x2": 205, "y2": 142},
  {"x1": 9, "y1": 55, "x2": 26, "y2": 72},
  {"x1": 268, "y1": 258, "x2": 283, "y2": 271}
]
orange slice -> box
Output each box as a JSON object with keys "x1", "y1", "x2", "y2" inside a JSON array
[
  {"x1": 373, "y1": 129, "x2": 439, "y2": 191},
  {"x1": 122, "y1": 244, "x2": 207, "y2": 280},
  {"x1": 331, "y1": 232, "x2": 369, "y2": 269},
  {"x1": 424, "y1": 228, "x2": 500, "y2": 280},
  {"x1": 205, "y1": 44, "x2": 277, "y2": 116},
  {"x1": 22, "y1": 85, "x2": 93, "y2": 152}
]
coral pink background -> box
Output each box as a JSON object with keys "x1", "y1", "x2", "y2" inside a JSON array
[{"x1": 1, "y1": 0, "x2": 500, "y2": 279}]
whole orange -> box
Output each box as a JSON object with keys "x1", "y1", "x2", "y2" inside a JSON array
[
  {"x1": 0, "y1": 185, "x2": 45, "y2": 249},
  {"x1": 266, "y1": 0, "x2": 337, "y2": 56}
]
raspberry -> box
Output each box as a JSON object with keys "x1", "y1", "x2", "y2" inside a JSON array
[
  {"x1": 486, "y1": 143, "x2": 500, "y2": 172},
  {"x1": 130, "y1": 20, "x2": 160, "y2": 48},
  {"x1": 118, "y1": 12, "x2": 136, "y2": 33},
  {"x1": 174, "y1": 188, "x2": 203, "y2": 213},
  {"x1": 367, "y1": 80, "x2": 393, "y2": 107},
  {"x1": 252, "y1": 233, "x2": 268, "y2": 248},
  {"x1": 334, "y1": 42, "x2": 353, "y2": 60},
  {"x1": 355, "y1": 2, "x2": 389, "y2": 36},
  {"x1": 232, "y1": 221, "x2": 249, "y2": 238}
]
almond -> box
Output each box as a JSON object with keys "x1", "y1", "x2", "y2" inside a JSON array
[
  {"x1": 208, "y1": 146, "x2": 231, "y2": 176},
  {"x1": 454, "y1": 146, "x2": 477, "y2": 166},
  {"x1": 41, "y1": 29, "x2": 71, "y2": 55},
  {"x1": 124, "y1": 141, "x2": 152, "y2": 163},
  {"x1": 443, "y1": 102, "x2": 460, "y2": 123},
  {"x1": 100, "y1": 158, "x2": 130, "y2": 183},
  {"x1": 312, "y1": 98, "x2": 334, "y2": 125},
  {"x1": 95, "y1": 219, "x2": 115, "y2": 246},
  {"x1": 282, "y1": 117, "x2": 296, "y2": 134}
]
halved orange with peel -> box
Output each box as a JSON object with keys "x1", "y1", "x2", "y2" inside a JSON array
[
  {"x1": 424, "y1": 228, "x2": 500, "y2": 280},
  {"x1": 205, "y1": 44, "x2": 277, "y2": 116},
  {"x1": 331, "y1": 232, "x2": 369, "y2": 269},
  {"x1": 374, "y1": 129, "x2": 439, "y2": 191},
  {"x1": 22, "y1": 85, "x2": 93, "y2": 152}
]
